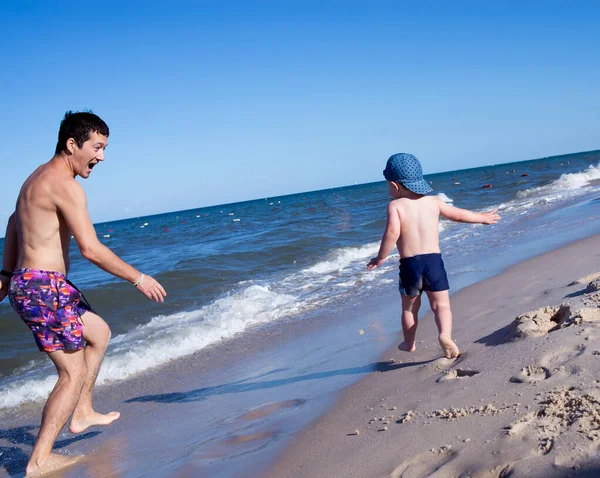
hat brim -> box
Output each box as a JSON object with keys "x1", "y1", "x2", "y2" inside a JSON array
[{"x1": 402, "y1": 179, "x2": 433, "y2": 195}]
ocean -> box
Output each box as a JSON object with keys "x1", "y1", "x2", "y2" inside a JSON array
[
  {"x1": 2, "y1": 151, "x2": 600, "y2": 477},
  {"x1": 1, "y1": 151, "x2": 600, "y2": 411}
]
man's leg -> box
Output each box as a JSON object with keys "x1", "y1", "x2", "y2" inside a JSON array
[
  {"x1": 425, "y1": 290, "x2": 460, "y2": 359},
  {"x1": 69, "y1": 311, "x2": 120, "y2": 434},
  {"x1": 26, "y1": 349, "x2": 87, "y2": 476},
  {"x1": 398, "y1": 294, "x2": 421, "y2": 352}
]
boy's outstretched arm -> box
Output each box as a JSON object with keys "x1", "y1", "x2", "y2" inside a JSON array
[
  {"x1": 438, "y1": 199, "x2": 501, "y2": 224},
  {"x1": 367, "y1": 202, "x2": 401, "y2": 270}
]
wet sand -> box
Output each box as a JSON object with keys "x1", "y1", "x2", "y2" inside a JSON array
[
  {"x1": 2, "y1": 234, "x2": 600, "y2": 477},
  {"x1": 266, "y1": 233, "x2": 600, "y2": 477}
]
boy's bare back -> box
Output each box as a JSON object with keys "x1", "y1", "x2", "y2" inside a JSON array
[{"x1": 390, "y1": 195, "x2": 443, "y2": 258}]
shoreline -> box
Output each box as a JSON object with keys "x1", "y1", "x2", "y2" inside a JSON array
[
  {"x1": 1, "y1": 232, "x2": 600, "y2": 477},
  {"x1": 266, "y1": 233, "x2": 600, "y2": 477}
]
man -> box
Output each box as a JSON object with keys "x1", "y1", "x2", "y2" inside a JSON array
[{"x1": 0, "y1": 111, "x2": 167, "y2": 476}]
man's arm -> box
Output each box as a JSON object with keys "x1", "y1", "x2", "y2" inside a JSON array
[
  {"x1": 438, "y1": 199, "x2": 500, "y2": 225},
  {"x1": 0, "y1": 213, "x2": 18, "y2": 302},
  {"x1": 56, "y1": 180, "x2": 166, "y2": 302},
  {"x1": 367, "y1": 201, "x2": 401, "y2": 270}
]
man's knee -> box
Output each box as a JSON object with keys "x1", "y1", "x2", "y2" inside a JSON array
[{"x1": 82, "y1": 313, "x2": 112, "y2": 347}]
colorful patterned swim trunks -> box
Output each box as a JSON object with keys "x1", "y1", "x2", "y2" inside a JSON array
[{"x1": 8, "y1": 269, "x2": 92, "y2": 353}]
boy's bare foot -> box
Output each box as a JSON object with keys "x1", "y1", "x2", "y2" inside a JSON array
[
  {"x1": 26, "y1": 453, "x2": 83, "y2": 477},
  {"x1": 438, "y1": 333, "x2": 460, "y2": 359},
  {"x1": 69, "y1": 410, "x2": 120, "y2": 434},
  {"x1": 398, "y1": 342, "x2": 416, "y2": 352}
]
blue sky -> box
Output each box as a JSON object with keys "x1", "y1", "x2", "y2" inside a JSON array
[{"x1": 1, "y1": 1, "x2": 599, "y2": 232}]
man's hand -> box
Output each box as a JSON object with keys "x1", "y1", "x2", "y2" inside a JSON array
[
  {"x1": 481, "y1": 209, "x2": 501, "y2": 225},
  {"x1": 135, "y1": 274, "x2": 167, "y2": 303},
  {"x1": 0, "y1": 276, "x2": 9, "y2": 302},
  {"x1": 367, "y1": 257, "x2": 385, "y2": 271}
]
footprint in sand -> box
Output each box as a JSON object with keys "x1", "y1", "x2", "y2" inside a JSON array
[
  {"x1": 540, "y1": 345, "x2": 586, "y2": 370},
  {"x1": 389, "y1": 447, "x2": 457, "y2": 478},
  {"x1": 437, "y1": 369, "x2": 480, "y2": 383},
  {"x1": 237, "y1": 399, "x2": 306, "y2": 421},
  {"x1": 506, "y1": 387, "x2": 600, "y2": 458},
  {"x1": 510, "y1": 365, "x2": 550, "y2": 383}
]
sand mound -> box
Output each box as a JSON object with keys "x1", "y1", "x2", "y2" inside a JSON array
[
  {"x1": 513, "y1": 305, "x2": 600, "y2": 340},
  {"x1": 569, "y1": 272, "x2": 600, "y2": 287},
  {"x1": 514, "y1": 305, "x2": 572, "y2": 339}
]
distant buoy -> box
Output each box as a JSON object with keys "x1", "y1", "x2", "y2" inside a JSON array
[
  {"x1": 521, "y1": 173, "x2": 528, "y2": 177},
  {"x1": 454, "y1": 182, "x2": 461, "y2": 185},
  {"x1": 233, "y1": 218, "x2": 240, "y2": 222},
  {"x1": 228, "y1": 213, "x2": 234, "y2": 216},
  {"x1": 482, "y1": 184, "x2": 492, "y2": 189},
  {"x1": 103, "y1": 234, "x2": 110, "y2": 238}
]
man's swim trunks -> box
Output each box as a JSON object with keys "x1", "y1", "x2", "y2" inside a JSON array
[
  {"x1": 398, "y1": 253, "x2": 450, "y2": 297},
  {"x1": 8, "y1": 269, "x2": 92, "y2": 353}
]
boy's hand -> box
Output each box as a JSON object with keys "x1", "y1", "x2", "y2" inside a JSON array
[
  {"x1": 481, "y1": 209, "x2": 501, "y2": 224},
  {"x1": 367, "y1": 257, "x2": 385, "y2": 271}
]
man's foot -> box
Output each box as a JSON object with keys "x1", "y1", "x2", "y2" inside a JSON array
[
  {"x1": 398, "y1": 342, "x2": 416, "y2": 352},
  {"x1": 26, "y1": 453, "x2": 83, "y2": 477},
  {"x1": 69, "y1": 410, "x2": 120, "y2": 434},
  {"x1": 438, "y1": 333, "x2": 460, "y2": 359}
]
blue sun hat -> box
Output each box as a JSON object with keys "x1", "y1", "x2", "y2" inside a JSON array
[{"x1": 383, "y1": 153, "x2": 433, "y2": 194}]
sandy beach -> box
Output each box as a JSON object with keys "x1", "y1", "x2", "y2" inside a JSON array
[
  {"x1": 2, "y1": 230, "x2": 600, "y2": 477},
  {"x1": 267, "y1": 233, "x2": 600, "y2": 478}
]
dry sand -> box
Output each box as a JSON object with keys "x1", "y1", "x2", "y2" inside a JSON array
[{"x1": 266, "y1": 234, "x2": 600, "y2": 478}]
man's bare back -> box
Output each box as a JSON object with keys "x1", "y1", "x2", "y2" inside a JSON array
[{"x1": 16, "y1": 163, "x2": 78, "y2": 274}]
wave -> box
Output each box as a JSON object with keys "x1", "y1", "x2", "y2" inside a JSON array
[
  {"x1": 517, "y1": 163, "x2": 600, "y2": 199},
  {"x1": 0, "y1": 243, "x2": 385, "y2": 410},
  {"x1": 0, "y1": 285, "x2": 302, "y2": 409},
  {"x1": 302, "y1": 243, "x2": 379, "y2": 274}
]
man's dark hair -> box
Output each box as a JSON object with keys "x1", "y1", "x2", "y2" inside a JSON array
[{"x1": 55, "y1": 111, "x2": 109, "y2": 154}]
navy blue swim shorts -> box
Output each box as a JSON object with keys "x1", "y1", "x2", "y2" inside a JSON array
[{"x1": 399, "y1": 253, "x2": 450, "y2": 297}]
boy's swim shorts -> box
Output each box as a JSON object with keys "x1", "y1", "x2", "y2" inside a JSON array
[
  {"x1": 8, "y1": 269, "x2": 92, "y2": 353},
  {"x1": 398, "y1": 253, "x2": 450, "y2": 297}
]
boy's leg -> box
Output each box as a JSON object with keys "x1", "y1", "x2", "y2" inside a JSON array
[
  {"x1": 399, "y1": 294, "x2": 421, "y2": 352},
  {"x1": 27, "y1": 349, "x2": 88, "y2": 476},
  {"x1": 425, "y1": 290, "x2": 460, "y2": 358},
  {"x1": 70, "y1": 311, "x2": 120, "y2": 434}
]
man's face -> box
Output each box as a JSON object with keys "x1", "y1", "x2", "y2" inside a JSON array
[{"x1": 72, "y1": 131, "x2": 108, "y2": 179}]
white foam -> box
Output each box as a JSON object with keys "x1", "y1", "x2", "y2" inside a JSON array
[
  {"x1": 517, "y1": 163, "x2": 600, "y2": 199},
  {"x1": 302, "y1": 243, "x2": 379, "y2": 275},
  {"x1": 0, "y1": 285, "x2": 301, "y2": 409},
  {"x1": 437, "y1": 192, "x2": 454, "y2": 203}
]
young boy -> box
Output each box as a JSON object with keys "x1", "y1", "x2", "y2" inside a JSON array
[{"x1": 367, "y1": 153, "x2": 500, "y2": 359}]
